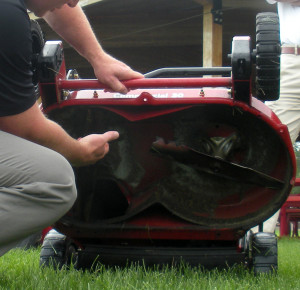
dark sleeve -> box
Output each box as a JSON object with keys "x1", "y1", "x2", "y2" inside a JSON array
[{"x1": 0, "y1": 1, "x2": 36, "y2": 117}]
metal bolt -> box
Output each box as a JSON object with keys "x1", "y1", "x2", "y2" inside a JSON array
[{"x1": 93, "y1": 91, "x2": 99, "y2": 98}]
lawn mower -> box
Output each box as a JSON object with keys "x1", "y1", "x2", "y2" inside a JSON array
[{"x1": 35, "y1": 13, "x2": 295, "y2": 274}]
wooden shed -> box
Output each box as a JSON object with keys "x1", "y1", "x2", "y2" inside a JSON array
[{"x1": 31, "y1": 0, "x2": 277, "y2": 78}]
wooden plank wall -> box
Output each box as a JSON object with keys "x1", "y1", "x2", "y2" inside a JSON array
[{"x1": 35, "y1": 0, "x2": 276, "y2": 77}]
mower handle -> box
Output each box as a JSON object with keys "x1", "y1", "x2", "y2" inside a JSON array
[
  {"x1": 144, "y1": 67, "x2": 232, "y2": 78},
  {"x1": 58, "y1": 77, "x2": 232, "y2": 91}
]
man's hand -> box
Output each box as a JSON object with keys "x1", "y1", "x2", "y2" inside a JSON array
[
  {"x1": 44, "y1": 5, "x2": 144, "y2": 95},
  {"x1": 0, "y1": 102, "x2": 119, "y2": 167},
  {"x1": 92, "y1": 53, "x2": 144, "y2": 94},
  {"x1": 75, "y1": 131, "x2": 119, "y2": 166}
]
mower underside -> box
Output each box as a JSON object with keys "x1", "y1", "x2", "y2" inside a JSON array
[{"x1": 47, "y1": 102, "x2": 292, "y2": 240}]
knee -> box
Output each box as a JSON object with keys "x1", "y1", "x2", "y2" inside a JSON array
[
  {"x1": 44, "y1": 153, "x2": 77, "y2": 214},
  {"x1": 54, "y1": 162, "x2": 77, "y2": 213},
  {"x1": 59, "y1": 175, "x2": 77, "y2": 213}
]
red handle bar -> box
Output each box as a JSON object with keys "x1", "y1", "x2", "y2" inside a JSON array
[{"x1": 58, "y1": 77, "x2": 232, "y2": 90}]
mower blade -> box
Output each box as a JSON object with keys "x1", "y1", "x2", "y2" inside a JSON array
[{"x1": 151, "y1": 139, "x2": 284, "y2": 189}]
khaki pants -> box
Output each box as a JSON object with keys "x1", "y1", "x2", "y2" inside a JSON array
[
  {"x1": 0, "y1": 130, "x2": 77, "y2": 256},
  {"x1": 267, "y1": 53, "x2": 300, "y2": 144},
  {"x1": 254, "y1": 53, "x2": 300, "y2": 233}
]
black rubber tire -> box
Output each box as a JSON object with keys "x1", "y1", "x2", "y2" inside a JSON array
[
  {"x1": 255, "y1": 12, "x2": 281, "y2": 101},
  {"x1": 40, "y1": 229, "x2": 79, "y2": 269},
  {"x1": 252, "y1": 232, "x2": 278, "y2": 275},
  {"x1": 39, "y1": 229, "x2": 67, "y2": 269},
  {"x1": 40, "y1": 230, "x2": 66, "y2": 269},
  {"x1": 30, "y1": 19, "x2": 44, "y2": 99}
]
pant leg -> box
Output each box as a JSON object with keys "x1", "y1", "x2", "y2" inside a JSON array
[
  {"x1": 0, "y1": 130, "x2": 77, "y2": 256},
  {"x1": 266, "y1": 54, "x2": 300, "y2": 144},
  {"x1": 255, "y1": 54, "x2": 300, "y2": 233},
  {"x1": 252, "y1": 210, "x2": 280, "y2": 233}
]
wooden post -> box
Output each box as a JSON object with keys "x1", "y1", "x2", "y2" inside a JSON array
[{"x1": 195, "y1": 0, "x2": 223, "y2": 67}]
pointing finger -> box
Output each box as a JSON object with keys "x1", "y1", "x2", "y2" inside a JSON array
[{"x1": 102, "y1": 131, "x2": 120, "y2": 143}]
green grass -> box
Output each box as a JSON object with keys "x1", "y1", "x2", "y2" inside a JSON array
[{"x1": 0, "y1": 238, "x2": 299, "y2": 289}]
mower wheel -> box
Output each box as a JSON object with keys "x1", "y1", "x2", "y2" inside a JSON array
[
  {"x1": 39, "y1": 229, "x2": 78, "y2": 269},
  {"x1": 255, "y1": 12, "x2": 281, "y2": 101},
  {"x1": 252, "y1": 232, "x2": 278, "y2": 275}
]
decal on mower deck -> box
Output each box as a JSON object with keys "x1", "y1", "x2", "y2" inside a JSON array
[{"x1": 73, "y1": 88, "x2": 231, "y2": 100}]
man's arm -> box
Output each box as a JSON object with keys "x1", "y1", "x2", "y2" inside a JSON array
[
  {"x1": 0, "y1": 102, "x2": 119, "y2": 166},
  {"x1": 43, "y1": 5, "x2": 143, "y2": 93}
]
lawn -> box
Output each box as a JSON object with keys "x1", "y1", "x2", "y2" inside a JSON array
[{"x1": 0, "y1": 238, "x2": 299, "y2": 290}]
